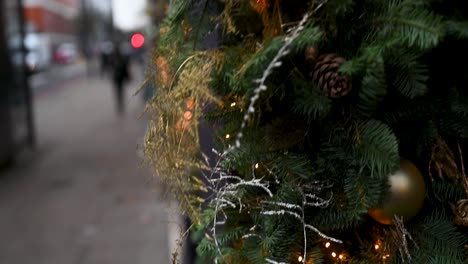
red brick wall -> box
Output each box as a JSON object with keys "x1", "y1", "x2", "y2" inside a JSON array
[{"x1": 24, "y1": 7, "x2": 75, "y2": 34}]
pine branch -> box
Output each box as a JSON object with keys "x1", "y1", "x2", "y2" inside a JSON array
[
  {"x1": 290, "y1": 25, "x2": 322, "y2": 54},
  {"x1": 446, "y1": 21, "x2": 468, "y2": 39},
  {"x1": 355, "y1": 120, "x2": 400, "y2": 178},
  {"x1": 344, "y1": 165, "x2": 387, "y2": 211},
  {"x1": 234, "y1": 2, "x2": 328, "y2": 150},
  {"x1": 292, "y1": 81, "x2": 332, "y2": 121},
  {"x1": 378, "y1": 1, "x2": 444, "y2": 49},
  {"x1": 356, "y1": 59, "x2": 387, "y2": 117},
  {"x1": 410, "y1": 211, "x2": 467, "y2": 263},
  {"x1": 386, "y1": 48, "x2": 429, "y2": 98}
]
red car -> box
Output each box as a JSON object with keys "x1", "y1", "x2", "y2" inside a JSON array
[{"x1": 53, "y1": 43, "x2": 78, "y2": 64}]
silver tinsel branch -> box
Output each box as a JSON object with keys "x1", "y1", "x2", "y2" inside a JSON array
[
  {"x1": 265, "y1": 258, "x2": 288, "y2": 264},
  {"x1": 392, "y1": 215, "x2": 418, "y2": 263},
  {"x1": 260, "y1": 185, "x2": 342, "y2": 264},
  {"x1": 202, "y1": 3, "x2": 333, "y2": 262},
  {"x1": 205, "y1": 148, "x2": 341, "y2": 264},
  {"x1": 233, "y1": 1, "x2": 329, "y2": 150},
  {"x1": 206, "y1": 149, "x2": 275, "y2": 263}
]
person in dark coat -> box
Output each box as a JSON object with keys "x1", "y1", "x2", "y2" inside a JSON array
[{"x1": 112, "y1": 46, "x2": 130, "y2": 115}]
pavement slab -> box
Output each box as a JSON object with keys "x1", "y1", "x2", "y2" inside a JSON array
[{"x1": 0, "y1": 67, "x2": 172, "y2": 264}]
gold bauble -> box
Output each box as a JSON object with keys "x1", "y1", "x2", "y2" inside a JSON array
[{"x1": 368, "y1": 160, "x2": 426, "y2": 225}]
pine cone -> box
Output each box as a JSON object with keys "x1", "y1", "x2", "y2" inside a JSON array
[{"x1": 311, "y1": 54, "x2": 352, "y2": 98}]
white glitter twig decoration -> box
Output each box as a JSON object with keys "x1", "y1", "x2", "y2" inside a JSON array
[
  {"x1": 234, "y1": 6, "x2": 319, "y2": 149},
  {"x1": 209, "y1": 162, "x2": 275, "y2": 261},
  {"x1": 260, "y1": 185, "x2": 342, "y2": 263},
  {"x1": 201, "y1": 2, "x2": 332, "y2": 262}
]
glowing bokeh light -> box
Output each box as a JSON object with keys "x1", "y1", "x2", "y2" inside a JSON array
[{"x1": 131, "y1": 33, "x2": 145, "y2": 48}]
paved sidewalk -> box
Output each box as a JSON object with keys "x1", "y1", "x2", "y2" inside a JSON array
[{"x1": 0, "y1": 69, "x2": 173, "y2": 264}]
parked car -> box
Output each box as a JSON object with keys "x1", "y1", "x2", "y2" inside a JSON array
[{"x1": 53, "y1": 43, "x2": 78, "y2": 64}]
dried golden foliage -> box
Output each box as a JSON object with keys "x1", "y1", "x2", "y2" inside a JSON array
[
  {"x1": 219, "y1": 0, "x2": 282, "y2": 38},
  {"x1": 144, "y1": 52, "x2": 223, "y2": 224},
  {"x1": 155, "y1": 55, "x2": 172, "y2": 87},
  {"x1": 251, "y1": 0, "x2": 269, "y2": 14},
  {"x1": 429, "y1": 136, "x2": 463, "y2": 184},
  {"x1": 220, "y1": 0, "x2": 243, "y2": 34},
  {"x1": 257, "y1": 0, "x2": 283, "y2": 38}
]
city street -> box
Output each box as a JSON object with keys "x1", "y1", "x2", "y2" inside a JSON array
[
  {"x1": 29, "y1": 61, "x2": 88, "y2": 93},
  {"x1": 0, "y1": 63, "x2": 178, "y2": 264}
]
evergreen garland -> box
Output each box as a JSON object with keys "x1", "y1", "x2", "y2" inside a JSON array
[{"x1": 145, "y1": 0, "x2": 468, "y2": 263}]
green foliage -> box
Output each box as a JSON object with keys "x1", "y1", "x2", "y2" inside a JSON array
[
  {"x1": 158, "y1": 0, "x2": 189, "y2": 48},
  {"x1": 239, "y1": 241, "x2": 265, "y2": 263},
  {"x1": 312, "y1": 203, "x2": 365, "y2": 231},
  {"x1": 377, "y1": 0, "x2": 444, "y2": 49},
  {"x1": 196, "y1": 238, "x2": 218, "y2": 260},
  {"x1": 290, "y1": 25, "x2": 322, "y2": 54},
  {"x1": 436, "y1": 89, "x2": 468, "y2": 139},
  {"x1": 355, "y1": 120, "x2": 400, "y2": 178},
  {"x1": 431, "y1": 181, "x2": 466, "y2": 203},
  {"x1": 388, "y1": 1, "x2": 444, "y2": 49},
  {"x1": 163, "y1": 0, "x2": 189, "y2": 30},
  {"x1": 451, "y1": 95, "x2": 468, "y2": 118},
  {"x1": 263, "y1": 152, "x2": 316, "y2": 181},
  {"x1": 356, "y1": 59, "x2": 387, "y2": 117},
  {"x1": 324, "y1": 0, "x2": 355, "y2": 17},
  {"x1": 220, "y1": 141, "x2": 264, "y2": 174},
  {"x1": 385, "y1": 48, "x2": 429, "y2": 98},
  {"x1": 292, "y1": 80, "x2": 332, "y2": 122},
  {"x1": 409, "y1": 211, "x2": 468, "y2": 263},
  {"x1": 343, "y1": 165, "x2": 388, "y2": 212},
  {"x1": 446, "y1": 21, "x2": 468, "y2": 38},
  {"x1": 234, "y1": 37, "x2": 284, "y2": 94},
  {"x1": 148, "y1": 0, "x2": 468, "y2": 262},
  {"x1": 258, "y1": 210, "x2": 304, "y2": 262}
]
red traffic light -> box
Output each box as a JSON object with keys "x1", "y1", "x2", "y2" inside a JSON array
[{"x1": 131, "y1": 33, "x2": 145, "y2": 49}]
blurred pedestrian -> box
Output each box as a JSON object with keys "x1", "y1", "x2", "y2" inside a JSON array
[
  {"x1": 112, "y1": 45, "x2": 130, "y2": 115},
  {"x1": 100, "y1": 41, "x2": 114, "y2": 76}
]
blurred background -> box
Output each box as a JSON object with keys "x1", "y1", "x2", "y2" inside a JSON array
[{"x1": 0, "y1": 0, "x2": 180, "y2": 263}]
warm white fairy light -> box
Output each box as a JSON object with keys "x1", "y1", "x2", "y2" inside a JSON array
[
  {"x1": 332, "y1": 252, "x2": 337, "y2": 258},
  {"x1": 325, "y1": 242, "x2": 331, "y2": 248},
  {"x1": 338, "y1": 254, "x2": 344, "y2": 260},
  {"x1": 255, "y1": 163, "x2": 259, "y2": 169},
  {"x1": 225, "y1": 134, "x2": 230, "y2": 139},
  {"x1": 298, "y1": 256, "x2": 303, "y2": 262},
  {"x1": 230, "y1": 102, "x2": 236, "y2": 107},
  {"x1": 374, "y1": 239, "x2": 381, "y2": 251}
]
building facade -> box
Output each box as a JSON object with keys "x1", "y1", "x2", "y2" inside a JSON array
[{"x1": 23, "y1": 0, "x2": 79, "y2": 64}]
